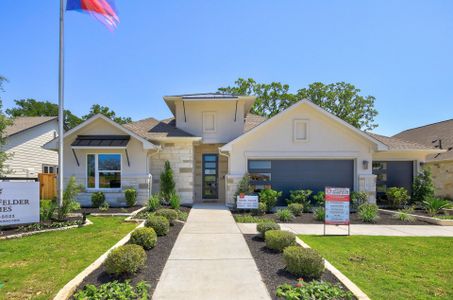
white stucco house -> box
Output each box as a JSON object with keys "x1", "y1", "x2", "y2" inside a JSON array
[
  {"x1": 3, "y1": 116, "x2": 58, "y2": 178},
  {"x1": 46, "y1": 93, "x2": 441, "y2": 207}
]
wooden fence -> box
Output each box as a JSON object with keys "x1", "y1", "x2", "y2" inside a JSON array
[{"x1": 38, "y1": 173, "x2": 57, "y2": 200}]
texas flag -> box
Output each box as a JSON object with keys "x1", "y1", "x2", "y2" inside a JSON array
[{"x1": 66, "y1": 0, "x2": 119, "y2": 31}]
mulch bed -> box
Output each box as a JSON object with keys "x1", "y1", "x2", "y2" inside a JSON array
[
  {"x1": 76, "y1": 222, "x2": 183, "y2": 296},
  {"x1": 133, "y1": 205, "x2": 191, "y2": 220},
  {"x1": 75, "y1": 205, "x2": 143, "y2": 214},
  {"x1": 244, "y1": 234, "x2": 351, "y2": 300},
  {"x1": 234, "y1": 211, "x2": 430, "y2": 225},
  {"x1": 0, "y1": 216, "x2": 84, "y2": 238}
]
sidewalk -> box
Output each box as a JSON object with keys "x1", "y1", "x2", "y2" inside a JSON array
[
  {"x1": 238, "y1": 223, "x2": 453, "y2": 237},
  {"x1": 153, "y1": 204, "x2": 271, "y2": 300}
]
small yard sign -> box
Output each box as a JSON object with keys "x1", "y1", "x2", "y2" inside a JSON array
[
  {"x1": 237, "y1": 194, "x2": 259, "y2": 209},
  {"x1": 0, "y1": 182, "x2": 40, "y2": 226},
  {"x1": 324, "y1": 187, "x2": 350, "y2": 235}
]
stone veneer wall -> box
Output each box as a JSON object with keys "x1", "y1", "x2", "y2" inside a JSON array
[
  {"x1": 358, "y1": 174, "x2": 377, "y2": 204},
  {"x1": 225, "y1": 174, "x2": 244, "y2": 207},
  {"x1": 427, "y1": 161, "x2": 453, "y2": 199},
  {"x1": 150, "y1": 141, "x2": 194, "y2": 205}
]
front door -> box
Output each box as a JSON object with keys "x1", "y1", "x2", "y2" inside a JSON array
[{"x1": 202, "y1": 154, "x2": 218, "y2": 199}]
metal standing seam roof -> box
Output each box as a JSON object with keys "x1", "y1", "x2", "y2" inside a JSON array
[{"x1": 71, "y1": 135, "x2": 130, "y2": 147}]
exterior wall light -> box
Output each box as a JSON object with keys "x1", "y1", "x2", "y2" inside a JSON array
[{"x1": 362, "y1": 160, "x2": 369, "y2": 170}]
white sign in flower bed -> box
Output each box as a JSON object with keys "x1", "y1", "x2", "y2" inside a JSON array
[
  {"x1": 0, "y1": 182, "x2": 39, "y2": 226},
  {"x1": 237, "y1": 194, "x2": 259, "y2": 209},
  {"x1": 324, "y1": 187, "x2": 350, "y2": 235}
]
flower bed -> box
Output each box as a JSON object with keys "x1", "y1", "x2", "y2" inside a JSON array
[
  {"x1": 379, "y1": 209, "x2": 453, "y2": 226},
  {"x1": 133, "y1": 205, "x2": 191, "y2": 221},
  {"x1": 75, "y1": 205, "x2": 144, "y2": 214}
]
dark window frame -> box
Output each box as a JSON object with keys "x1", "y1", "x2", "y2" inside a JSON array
[{"x1": 202, "y1": 154, "x2": 218, "y2": 199}]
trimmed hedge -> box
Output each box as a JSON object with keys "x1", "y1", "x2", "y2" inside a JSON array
[
  {"x1": 288, "y1": 203, "x2": 303, "y2": 216},
  {"x1": 264, "y1": 230, "x2": 296, "y2": 252},
  {"x1": 283, "y1": 246, "x2": 325, "y2": 279},
  {"x1": 155, "y1": 208, "x2": 178, "y2": 225},
  {"x1": 124, "y1": 189, "x2": 137, "y2": 207},
  {"x1": 257, "y1": 222, "x2": 280, "y2": 238},
  {"x1": 91, "y1": 192, "x2": 106, "y2": 208},
  {"x1": 105, "y1": 244, "x2": 146, "y2": 275},
  {"x1": 130, "y1": 227, "x2": 157, "y2": 250},
  {"x1": 145, "y1": 215, "x2": 170, "y2": 236}
]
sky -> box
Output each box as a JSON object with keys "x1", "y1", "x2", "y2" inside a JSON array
[{"x1": 0, "y1": 0, "x2": 452, "y2": 136}]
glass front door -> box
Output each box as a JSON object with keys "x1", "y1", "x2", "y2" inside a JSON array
[{"x1": 202, "y1": 154, "x2": 218, "y2": 199}]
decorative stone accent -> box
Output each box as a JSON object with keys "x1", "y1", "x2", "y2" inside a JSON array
[
  {"x1": 426, "y1": 161, "x2": 453, "y2": 199},
  {"x1": 358, "y1": 174, "x2": 377, "y2": 203},
  {"x1": 225, "y1": 174, "x2": 244, "y2": 207}
]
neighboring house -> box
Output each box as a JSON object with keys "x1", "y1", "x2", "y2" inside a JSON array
[
  {"x1": 394, "y1": 119, "x2": 453, "y2": 199},
  {"x1": 3, "y1": 117, "x2": 58, "y2": 177},
  {"x1": 46, "y1": 93, "x2": 440, "y2": 207}
]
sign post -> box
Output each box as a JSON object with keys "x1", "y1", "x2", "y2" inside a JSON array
[{"x1": 324, "y1": 187, "x2": 350, "y2": 236}]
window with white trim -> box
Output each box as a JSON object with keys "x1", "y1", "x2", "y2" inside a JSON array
[
  {"x1": 87, "y1": 154, "x2": 122, "y2": 189},
  {"x1": 202, "y1": 112, "x2": 216, "y2": 132},
  {"x1": 293, "y1": 119, "x2": 309, "y2": 141},
  {"x1": 43, "y1": 164, "x2": 58, "y2": 174}
]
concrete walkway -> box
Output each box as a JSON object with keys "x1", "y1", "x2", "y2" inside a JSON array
[
  {"x1": 238, "y1": 223, "x2": 453, "y2": 237},
  {"x1": 153, "y1": 204, "x2": 271, "y2": 300}
]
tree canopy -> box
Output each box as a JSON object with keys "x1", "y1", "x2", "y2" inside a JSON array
[
  {"x1": 219, "y1": 78, "x2": 378, "y2": 131},
  {"x1": 82, "y1": 104, "x2": 132, "y2": 125}
]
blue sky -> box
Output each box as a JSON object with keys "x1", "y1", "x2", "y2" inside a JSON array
[{"x1": 1, "y1": 0, "x2": 452, "y2": 135}]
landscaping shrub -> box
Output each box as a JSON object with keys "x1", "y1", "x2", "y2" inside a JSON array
[
  {"x1": 313, "y1": 207, "x2": 325, "y2": 221},
  {"x1": 124, "y1": 188, "x2": 137, "y2": 207},
  {"x1": 234, "y1": 215, "x2": 267, "y2": 223},
  {"x1": 276, "y1": 208, "x2": 295, "y2": 222},
  {"x1": 287, "y1": 189, "x2": 312, "y2": 212},
  {"x1": 257, "y1": 221, "x2": 280, "y2": 238},
  {"x1": 91, "y1": 191, "x2": 106, "y2": 208},
  {"x1": 276, "y1": 279, "x2": 353, "y2": 300},
  {"x1": 233, "y1": 173, "x2": 254, "y2": 206},
  {"x1": 130, "y1": 227, "x2": 157, "y2": 250},
  {"x1": 176, "y1": 210, "x2": 188, "y2": 221},
  {"x1": 148, "y1": 194, "x2": 161, "y2": 212},
  {"x1": 283, "y1": 246, "x2": 325, "y2": 278},
  {"x1": 412, "y1": 168, "x2": 435, "y2": 203},
  {"x1": 393, "y1": 207, "x2": 416, "y2": 222},
  {"x1": 259, "y1": 189, "x2": 282, "y2": 213},
  {"x1": 358, "y1": 203, "x2": 379, "y2": 223},
  {"x1": 253, "y1": 202, "x2": 267, "y2": 216},
  {"x1": 74, "y1": 280, "x2": 150, "y2": 300},
  {"x1": 57, "y1": 176, "x2": 82, "y2": 220},
  {"x1": 160, "y1": 160, "x2": 176, "y2": 203},
  {"x1": 265, "y1": 230, "x2": 296, "y2": 252},
  {"x1": 313, "y1": 191, "x2": 325, "y2": 207},
  {"x1": 351, "y1": 191, "x2": 368, "y2": 209},
  {"x1": 423, "y1": 197, "x2": 452, "y2": 216},
  {"x1": 145, "y1": 215, "x2": 170, "y2": 236},
  {"x1": 155, "y1": 208, "x2": 178, "y2": 225},
  {"x1": 386, "y1": 187, "x2": 410, "y2": 209},
  {"x1": 104, "y1": 244, "x2": 146, "y2": 276},
  {"x1": 99, "y1": 201, "x2": 110, "y2": 211},
  {"x1": 288, "y1": 203, "x2": 303, "y2": 216},
  {"x1": 40, "y1": 199, "x2": 56, "y2": 221},
  {"x1": 169, "y1": 193, "x2": 181, "y2": 210}
]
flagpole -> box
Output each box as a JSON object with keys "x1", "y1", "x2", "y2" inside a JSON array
[{"x1": 58, "y1": 0, "x2": 65, "y2": 207}]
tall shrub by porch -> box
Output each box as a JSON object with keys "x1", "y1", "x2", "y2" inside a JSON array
[{"x1": 160, "y1": 160, "x2": 175, "y2": 203}]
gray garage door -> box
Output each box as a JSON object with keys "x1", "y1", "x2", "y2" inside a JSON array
[
  {"x1": 248, "y1": 159, "x2": 354, "y2": 206},
  {"x1": 373, "y1": 161, "x2": 414, "y2": 198}
]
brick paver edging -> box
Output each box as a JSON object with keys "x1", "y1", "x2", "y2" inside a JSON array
[{"x1": 53, "y1": 221, "x2": 145, "y2": 300}]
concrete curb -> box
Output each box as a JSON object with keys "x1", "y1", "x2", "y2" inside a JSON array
[
  {"x1": 0, "y1": 219, "x2": 93, "y2": 240},
  {"x1": 53, "y1": 220, "x2": 145, "y2": 300},
  {"x1": 280, "y1": 225, "x2": 370, "y2": 300},
  {"x1": 379, "y1": 209, "x2": 453, "y2": 226}
]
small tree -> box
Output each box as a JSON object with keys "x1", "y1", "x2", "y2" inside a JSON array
[
  {"x1": 412, "y1": 168, "x2": 435, "y2": 203},
  {"x1": 160, "y1": 160, "x2": 175, "y2": 203},
  {"x1": 57, "y1": 176, "x2": 81, "y2": 220}
]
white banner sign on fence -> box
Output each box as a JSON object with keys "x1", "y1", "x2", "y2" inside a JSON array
[{"x1": 0, "y1": 182, "x2": 40, "y2": 226}]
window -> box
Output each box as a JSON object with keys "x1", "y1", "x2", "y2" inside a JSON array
[
  {"x1": 43, "y1": 165, "x2": 58, "y2": 174},
  {"x1": 87, "y1": 154, "x2": 121, "y2": 189},
  {"x1": 202, "y1": 112, "x2": 216, "y2": 132},
  {"x1": 202, "y1": 154, "x2": 218, "y2": 199},
  {"x1": 293, "y1": 119, "x2": 308, "y2": 141},
  {"x1": 248, "y1": 160, "x2": 272, "y2": 193}
]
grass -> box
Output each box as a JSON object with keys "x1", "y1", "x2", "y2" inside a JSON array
[
  {"x1": 300, "y1": 235, "x2": 453, "y2": 300},
  {"x1": 0, "y1": 217, "x2": 137, "y2": 300},
  {"x1": 233, "y1": 214, "x2": 268, "y2": 223}
]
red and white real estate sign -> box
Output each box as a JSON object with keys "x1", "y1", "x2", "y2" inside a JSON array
[
  {"x1": 324, "y1": 187, "x2": 350, "y2": 225},
  {"x1": 237, "y1": 194, "x2": 259, "y2": 209}
]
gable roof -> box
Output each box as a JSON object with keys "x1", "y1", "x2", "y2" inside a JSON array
[
  {"x1": 244, "y1": 113, "x2": 267, "y2": 132},
  {"x1": 6, "y1": 116, "x2": 57, "y2": 137},
  {"x1": 367, "y1": 132, "x2": 438, "y2": 151},
  {"x1": 123, "y1": 117, "x2": 200, "y2": 140},
  {"x1": 393, "y1": 119, "x2": 453, "y2": 161},
  {"x1": 220, "y1": 99, "x2": 389, "y2": 152}
]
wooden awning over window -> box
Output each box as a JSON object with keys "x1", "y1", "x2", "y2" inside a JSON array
[{"x1": 71, "y1": 135, "x2": 130, "y2": 148}]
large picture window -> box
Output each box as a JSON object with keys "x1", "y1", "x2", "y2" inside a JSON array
[{"x1": 87, "y1": 154, "x2": 122, "y2": 189}]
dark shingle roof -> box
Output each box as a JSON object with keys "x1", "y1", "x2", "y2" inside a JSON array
[
  {"x1": 367, "y1": 132, "x2": 434, "y2": 150},
  {"x1": 244, "y1": 114, "x2": 267, "y2": 132},
  {"x1": 393, "y1": 119, "x2": 453, "y2": 161},
  {"x1": 6, "y1": 116, "x2": 57, "y2": 136},
  {"x1": 123, "y1": 118, "x2": 195, "y2": 140}
]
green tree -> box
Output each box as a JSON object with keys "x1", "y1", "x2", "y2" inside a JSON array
[
  {"x1": 0, "y1": 76, "x2": 13, "y2": 176},
  {"x1": 82, "y1": 104, "x2": 132, "y2": 124},
  {"x1": 159, "y1": 160, "x2": 175, "y2": 202},
  {"x1": 412, "y1": 168, "x2": 435, "y2": 203},
  {"x1": 219, "y1": 78, "x2": 378, "y2": 131},
  {"x1": 296, "y1": 82, "x2": 378, "y2": 131},
  {"x1": 6, "y1": 99, "x2": 82, "y2": 130}
]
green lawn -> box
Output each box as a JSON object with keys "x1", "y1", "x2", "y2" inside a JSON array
[
  {"x1": 300, "y1": 235, "x2": 453, "y2": 300},
  {"x1": 0, "y1": 217, "x2": 137, "y2": 300}
]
